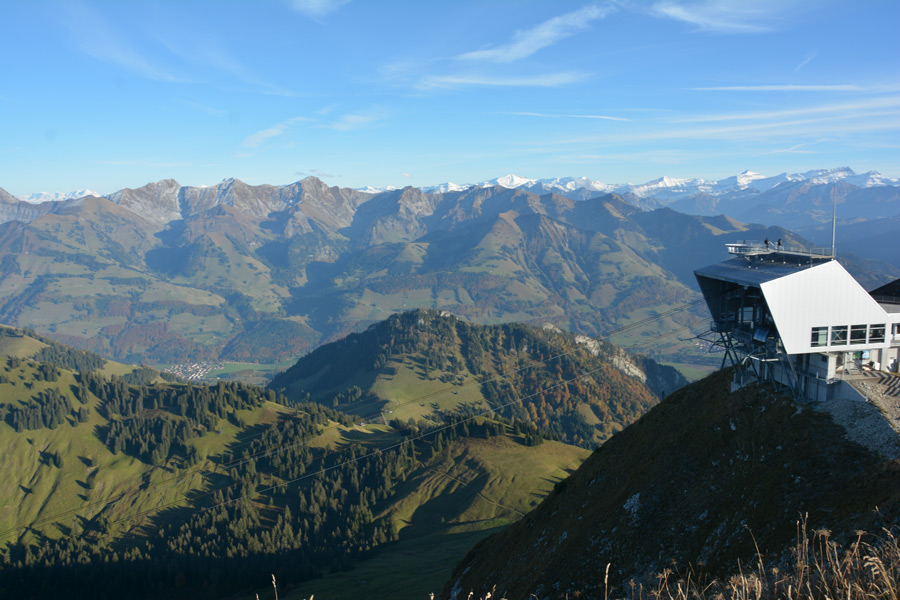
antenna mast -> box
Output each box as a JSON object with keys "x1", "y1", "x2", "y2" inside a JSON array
[{"x1": 831, "y1": 193, "x2": 837, "y2": 258}]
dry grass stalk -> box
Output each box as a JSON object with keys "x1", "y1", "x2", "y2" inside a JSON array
[{"x1": 641, "y1": 523, "x2": 900, "y2": 600}]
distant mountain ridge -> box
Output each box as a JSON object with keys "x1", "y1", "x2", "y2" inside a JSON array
[
  {"x1": 5, "y1": 166, "x2": 897, "y2": 231},
  {"x1": 0, "y1": 172, "x2": 896, "y2": 366},
  {"x1": 21, "y1": 189, "x2": 102, "y2": 203},
  {"x1": 9, "y1": 166, "x2": 898, "y2": 208},
  {"x1": 413, "y1": 166, "x2": 900, "y2": 200}
]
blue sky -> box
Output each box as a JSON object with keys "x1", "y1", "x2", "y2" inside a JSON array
[{"x1": 1, "y1": 0, "x2": 899, "y2": 196}]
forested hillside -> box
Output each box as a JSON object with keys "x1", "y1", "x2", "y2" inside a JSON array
[
  {"x1": 272, "y1": 309, "x2": 685, "y2": 449},
  {"x1": 0, "y1": 324, "x2": 589, "y2": 599}
]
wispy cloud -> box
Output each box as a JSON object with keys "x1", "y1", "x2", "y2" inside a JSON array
[
  {"x1": 242, "y1": 117, "x2": 310, "y2": 147},
  {"x1": 692, "y1": 84, "x2": 864, "y2": 92},
  {"x1": 243, "y1": 109, "x2": 383, "y2": 145},
  {"x1": 63, "y1": 5, "x2": 298, "y2": 96},
  {"x1": 677, "y1": 96, "x2": 900, "y2": 123},
  {"x1": 402, "y1": 172, "x2": 413, "y2": 178},
  {"x1": 417, "y1": 72, "x2": 587, "y2": 90},
  {"x1": 757, "y1": 142, "x2": 822, "y2": 155},
  {"x1": 288, "y1": 0, "x2": 350, "y2": 19},
  {"x1": 63, "y1": 4, "x2": 188, "y2": 83},
  {"x1": 651, "y1": 1, "x2": 780, "y2": 33},
  {"x1": 508, "y1": 111, "x2": 629, "y2": 122},
  {"x1": 322, "y1": 108, "x2": 386, "y2": 131},
  {"x1": 551, "y1": 112, "x2": 900, "y2": 146},
  {"x1": 794, "y1": 51, "x2": 817, "y2": 73},
  {"x1": 199, "y1": 48, "x2": 298, "y2": 96},
  {"x1": 296, "y1": 168, "x2": 340, "y2": 178},
  {"x1": 153, "y1": 35, "x2": 298, "y2": 96},
  {"x1": 385, "y1": 5, "x2": 608, "y2": 93},
  {"x1": 459, "y1": 4, "x2": 614, "y2": 63}
]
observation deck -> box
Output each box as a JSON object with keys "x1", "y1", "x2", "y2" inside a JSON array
[{"x1": 725, "y1": 240, "x2": 834, "y2": 266}]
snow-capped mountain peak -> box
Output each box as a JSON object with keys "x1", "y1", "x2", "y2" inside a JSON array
[
  {"x1": 417, "y1": 167, "x2": 898, "y2": 204},
  {"x1": 736, "y1": 170, "x2": 766, "y2": 185},
  {"x1": 843, "y1": 170, "x2": 899, "y2": 188},
  {"x1": 421, "y1": 182, "x2": 469, "y2": 193},
  {"x1": 536, "y1": 176, "x2": 615, "y2": 193},
  {"x1": 802, "y1": 167, "x2": 857, "y2": 185},
  {"x1": 22, "y1": 189, "x2": 102, "y2": 204},
  {"x1": 623, "y1": 176, "x2": 707, "y2": 199},
  {"x1": 355, "y1": 185, "x2": 401, "y2": 194},
  {"x1": 481, "y1": 174, "x2": 537, "y2": 189}
]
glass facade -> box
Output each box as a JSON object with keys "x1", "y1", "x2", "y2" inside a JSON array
[
  {"x1": 831, "y1": 325, "x2": 848, "y2": 345},
  {"x1": 810, "y1": 326, "x2": 828, "y2": 347},
  {"x1": 809, "y1": 324, "x2": 891, "y2": 348}
]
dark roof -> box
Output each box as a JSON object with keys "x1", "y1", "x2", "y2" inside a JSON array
[
  {"x1": 694, "y1": 257, "x2": 821, "y2": 288},
  {"x1": 869, "y1": 278, "x2": 900, "y2": 305}
]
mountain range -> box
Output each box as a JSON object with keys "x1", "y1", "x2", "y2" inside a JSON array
[
  {"x1": 5, "y1": 165, "x2": 899, "y2": 250},
  {"x1": 0, "y1": 172, "x2": 896, "y2": 370},
  {"x1": 461, "y1": 167, "x2": 900, "y2": 234},
  {"x1": 335, "y1": 167, "x2": 900, "y2": 202},
  {"x1": 11, "y1": 166, "x2": 898, "y2": 211}
]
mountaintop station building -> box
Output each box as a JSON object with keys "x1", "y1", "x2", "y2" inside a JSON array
[{"x1": 695, "y1": 241, "x2": 900, "y2": 403}]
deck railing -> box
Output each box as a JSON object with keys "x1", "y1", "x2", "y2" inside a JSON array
[{"x1": 726, "y1": 240, "x2": 834, "y2": 258}]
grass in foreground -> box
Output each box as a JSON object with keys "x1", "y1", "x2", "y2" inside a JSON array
[
  {"x1": 642, "y1": 523, "x2": 900, "y2": 600},
  {"x1": 437, "y1": 521, "x2": 900, "y2": 600}
]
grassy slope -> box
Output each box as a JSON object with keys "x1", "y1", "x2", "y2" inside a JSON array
[
  {"x1": 2, "y1": 377, "x2": 586, "y2": 598},
  {"x1": 0, "y1": 324, "x2": 157, "y2": 380},
  {"x1": 1, "y1": 366, "x2": 155, "y2": 542},
  {"x1": 0, "y1": 327, "x2": 592, "y2": 600},
  {"x1": 292, "y1": 435, "x2": 587, "y2": 600},
  {"x1": 0, "y1": 326, "x2": 295, "y2": 545},
  {"x1": 0, "y1": 361, "x2": 274, "y2": 545},
  {"x1": 447, "y1": 368, "x2": 900, "y2": 599}
]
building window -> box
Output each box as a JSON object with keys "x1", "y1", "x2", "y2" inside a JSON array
[
  {"x1": 811, "y1": 326, "x2": 828, "y2": 347},
  {"x1": 831, "y1": 325, "x2": 848, "y2": 346},
  {"x1": 869, "y1": 324, "x2": 886, "y2": 343},
  {"x1": 850, "y1": 324, "x2": 867, "y2": 345}
]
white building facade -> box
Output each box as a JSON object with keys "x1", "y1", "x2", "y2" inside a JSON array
[{"x1": 695, "y1": 244, "x2": 900, "y2": 402}]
